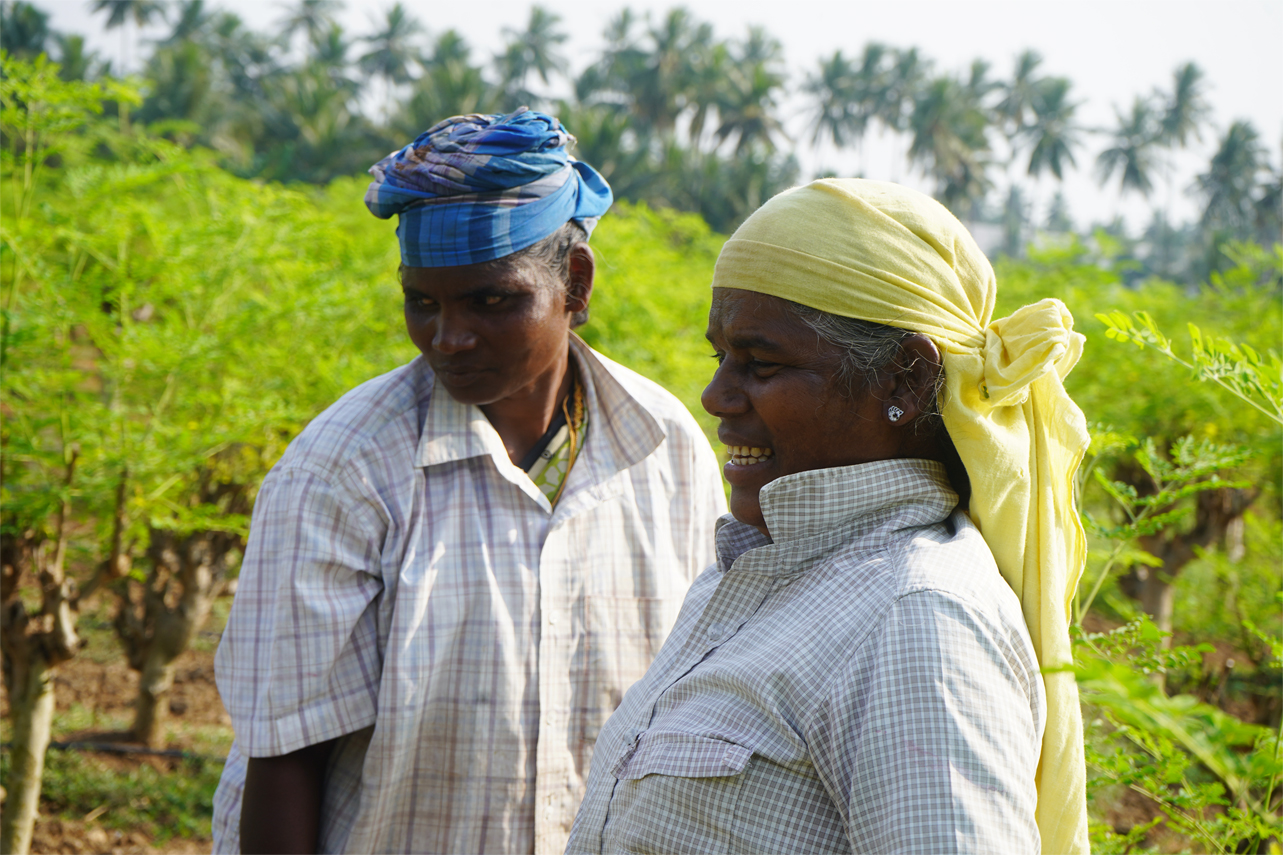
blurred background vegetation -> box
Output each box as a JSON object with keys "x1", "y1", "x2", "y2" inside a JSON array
[{"x1": 1, "y1": 1, "x2": 1281, "y2": 852}]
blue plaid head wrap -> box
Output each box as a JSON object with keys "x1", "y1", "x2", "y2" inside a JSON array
[{"x1": 365, "y1": 108, "x2": 614, "y2": 267}]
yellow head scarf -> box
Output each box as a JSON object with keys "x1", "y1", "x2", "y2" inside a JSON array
[{"x1": 713, "y1": 179, "x2": 1089, "y2": 855}]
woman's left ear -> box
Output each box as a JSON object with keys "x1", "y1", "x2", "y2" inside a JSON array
[
  {"x1": 566, "y1": 243, "x2": 595, "y2": 315},
  {"x1": 886, "y1": 334, "x2": 942, "y2": 425}
]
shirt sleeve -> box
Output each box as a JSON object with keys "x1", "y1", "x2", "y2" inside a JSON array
[
  {"x1": 214, "y1": 465, "x2": 386, "y2": 757},
  {"x1": 808, "y1": 589, "x2": 1044, "y2": 855}
]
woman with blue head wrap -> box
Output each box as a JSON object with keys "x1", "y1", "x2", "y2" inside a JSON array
[{"x1": 217, "y1": 110, "x2": 726, "y2": 855}]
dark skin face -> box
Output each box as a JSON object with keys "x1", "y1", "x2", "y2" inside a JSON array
[
  {"x1": 401, "y1": 244, "x2": 594, "y2": 465},
  {"x1": 702, "y1": 288, "x2": 944, "y2": 537}
]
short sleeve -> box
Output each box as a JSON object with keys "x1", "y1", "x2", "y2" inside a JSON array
[
  {"x1": 215, "y1": 465, "x2": 386, "y2": 757},
  {"x1": 809, "y1": 590, "x2": 1043, "y2": 854}
]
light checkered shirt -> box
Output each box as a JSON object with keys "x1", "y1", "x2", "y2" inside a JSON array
[
  {"x1": 567, "y1": 459, "x2": 1046, "y2": 855},
  {"x1": 211, "y1": 338, "x2": 725, "y2": 855}
]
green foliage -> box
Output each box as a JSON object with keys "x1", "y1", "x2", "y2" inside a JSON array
[
  {"x1": 1076, "y1": 433, "x2": 1250, "y2": 621},
  {"x1": 0, "y1": 746, "x2": 223, "y2": 844},
  {"x1": 998, "y1": 239, "x2": 1282, "y2": 496},
  {"x1": 1174, "y1": 513, "x2": 1283, "y2": 652},
  {"x1": 997, "y1": 243, "x2": 1281, "y2": 849},
  {"x1": 1077, "y1": 618, "x2": 1282, "y2": 853},
  {"x1": 2, "y1": 59, "x2": 411, "y2": 556},
  {"x1": 578, "y1": 201, "x2": 725, "y2": 441},
  {"x1": 1097, "y1": 261, "x2": 1283, "y2": 428}
]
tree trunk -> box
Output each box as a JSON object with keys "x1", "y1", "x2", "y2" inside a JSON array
[
  {"x1": 1140, "y1": 572, "x2": 1177, "y2": 637},
  {"x1": 133, "y1": 650, "x2": 175, "y2": 748},
  {"x1": 1130, "y1": 486, "x2": 1257, "y2": 634},
  {"x1": 1, "y1": 453, "x2": 81, "y2": 855},
  {"x1": 0, "y1": 651, "x2": 57, "y2": 855},
  {"x1": 131, "y1": 603, "x2": 206, "y2": 748},
  {"x1": 119, "y1": 526, "x2": 234, "y2": 747}
]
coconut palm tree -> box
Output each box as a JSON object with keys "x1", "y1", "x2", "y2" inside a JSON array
[
  {"x1": 91, "y1": 0, "x2": 168, "y2": 72},
  {"x1": 359, "y1": 2, "x2": 425, "y2": 119},
  {"x1": 711, "y1": 27, "x2": 786, "y2": 155},
  {"x1": 1195, "y1": 120, "x2": 1266, "y2": 234},
  {"x1": 0, "y1": 2, "x2": 52, "y2": 60},
  {"x1": 714, "y1": 58, "x2": 787, "y2": 155},
  {"x1": 1022, "y1": 77, "x2": 1081, "y2": 181},
  {"x1": 399, "y1": 31, "x2": 498, "y2": 134},
  {"x1": 203, "y1": 12, "x2": 279, "y2": 105},
  {"x1": 995, "y1": 49, "x2": 1043, "y2": 192},
  {"x1": 1154, "y1": 62, "x2": 1210, "y2": 215},
  {"x1": 552, "y1": 99, "x2": 652, "y2": 199},
  {"x1": 309, "y1": 24, "x2": 356, "y2": 94},
  {"x1": 965, "y1": 58, "x2": 1000, "y2": 103},
  {"x1": 277, "y1": 0, "x2": 343, "y2": 53},
  {"x1": 495, "y1": 6, "x2": 569, "y2": 108},
  {"x1": 156, "y1": 1, "x2": 212, "y2": 48},
  {"x1": 1001, "y1": 184, "x2": 1031, "y2": 256},
  {"x1": 804, "y1": 50, "x2": 862, "y2": 149},
  {"x1": 1158, "y1": 62, "x2": 1209, "y2": 149},
  {"x1": 878, "y1": 47, "x2": 928, "y2": 179},
  {"x1": 908, "y1": 75, "x2": 991, "y2": 214},
  {"x1": 582, "y1": 7, "x2": 713, "y2": 139},
  {"x1": 637, "y1": 8, "x2": 714, "y2": 136},
  {"x1": 996, "y1": 50, "x2": 1043, "y2": 132},
  {"x1": 1096, "y1": 97, "x2": 1160, "y2": 198},
  {"x1": 55, "y1": 34, "x2": 105, "y2": 81},
  {"x1": 1045, "y1": 190, "x2": 1073, "y2": 233}
]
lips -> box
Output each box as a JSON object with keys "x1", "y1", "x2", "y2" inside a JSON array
[
  {"x1": 725, "y1": 445, "x2": 774, "y2": 466},
  {"x1": 434, "y1": 364, "x2": 489, "y2": 385}
]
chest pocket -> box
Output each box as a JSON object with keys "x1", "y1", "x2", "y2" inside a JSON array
[
  {"x1": 613, "y1": 732, "x2": 752, "y2": 780},
  {"x1": 603, "y1": 731, "x2": 852, "y2": 855}
]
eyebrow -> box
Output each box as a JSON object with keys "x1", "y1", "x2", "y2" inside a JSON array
[
  {"x1": 400, "y1": 285, "x2": 516, "y2": 299},
  {"x1": 706, "y1": 331, "x2": 785, "y2": 352}
]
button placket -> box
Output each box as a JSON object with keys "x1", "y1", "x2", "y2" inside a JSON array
[{"x1": 630, "y1": 568, "x2": 777, "y2": 745}]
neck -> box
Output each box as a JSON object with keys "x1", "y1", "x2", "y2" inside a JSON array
[{"x1": 481, "y1": 347, "x2": 573, "y2": 466}]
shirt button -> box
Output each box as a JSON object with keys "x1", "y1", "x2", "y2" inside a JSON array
[
  {"x1": 547, "y1": 614, "x2": 558, "y2": 626},
  {"x1": 707, "y1": 623, "x2": 726, "y2": 642}
]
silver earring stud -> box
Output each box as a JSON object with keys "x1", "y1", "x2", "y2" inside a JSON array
[{"x1": 888, "y1": 406, "x2": 904, "y2": 422}]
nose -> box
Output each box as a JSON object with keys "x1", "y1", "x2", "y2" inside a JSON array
[
  {"x1": 701, "y1": 360, "x2": 748, "y2": 417},
  {"x1": 432, "y1": 308, "x2": 477, "y2": 355}
]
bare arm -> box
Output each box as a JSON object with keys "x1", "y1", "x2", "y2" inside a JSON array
[{"x1": 240, "y1": 738, "x2": 337, "y2": 854}]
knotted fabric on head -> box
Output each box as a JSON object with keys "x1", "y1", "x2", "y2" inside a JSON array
[
  {"x1": 712, "y1": 179, "x2": 1090, "y2": 855},
  {"x1": 365, "y1": 108, "x2": 613, "y2": 267}
]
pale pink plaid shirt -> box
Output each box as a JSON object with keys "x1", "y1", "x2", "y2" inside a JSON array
[{"x1": 212, "y1": 338, "x2": 725, "y2": 855}]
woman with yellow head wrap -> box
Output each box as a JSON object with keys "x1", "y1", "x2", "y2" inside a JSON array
[{"x1": 567, "y1": 179, "x2": 1088, "y2": 855}]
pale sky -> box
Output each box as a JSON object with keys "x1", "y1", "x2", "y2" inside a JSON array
[{"x1": 40, "y1": 0, "x2": 1283, "y2": 232}]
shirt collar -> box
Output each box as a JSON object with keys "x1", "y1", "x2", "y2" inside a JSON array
[
  {"x1": 413, "y1": 335, "x2": 664, "y2": 504},
  {"x1": 715, "y1": 458, "x2": 959, "y2": 576}
]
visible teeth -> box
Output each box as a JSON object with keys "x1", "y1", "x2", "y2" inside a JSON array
[{"x1": 725, "y1": 445, "x2": 773, "y2": 464}]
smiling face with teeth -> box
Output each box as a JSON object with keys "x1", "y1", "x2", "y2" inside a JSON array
[{"x1": 703, "y1": 288, "x2": 942, "y2": 536}]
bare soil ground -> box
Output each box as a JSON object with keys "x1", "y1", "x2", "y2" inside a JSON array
[{"x1": 2, "y1": 594, "x2": 232, "y2": 855}]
